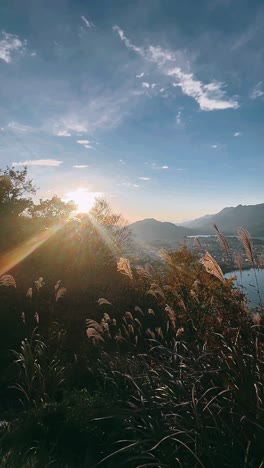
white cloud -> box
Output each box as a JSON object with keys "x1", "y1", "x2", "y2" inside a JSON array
[
  {"x1": 0, "y1": 31, "x2": 25, "y2": 63},
  {"x1": 176, "y1": 110, "x2": 182, "y2": 125},
  {"x1": 168, "y1": 68, "x2": 239, "y2": 111},
  {"x1": 77, "y1": 139, "x2": 90, "y2": 144},
  {"x1": 147, "y1": 45, "x2": 176, "y2": 64},
  {"x1": 56, "y1": 130, "x2": 71, "y2": 137},
  {"x1": 7, "y1": 121, "x2": 33, "y2": 132},
  {"x1": 136, "y1": 72, "x2": 144, "y2": 78},
  {"x1": 12, "y1": 159, "x2": 63, "y2": 167},
  {"x1": 113, "y1": 25, "x2": 144, "y2": 56},
  {"x1": 233, "y1": 132, "x2": 242, "y2": 137},
  {"x1": 142, "y1": 82, "x2": 150, "y2": 88},
  {"x1": 211, "y1": 144, "x2": 218, "y2": 149},
  {"x1": 114, "y1": 25, "x2": 239, "y2": 112},
  {"x1": 81, "y1": 15, "x2": 94, "y2": 28},
  {"x1": 160, "y1": 88, "x2": 165, "y2": 93},
  {"x1": 73, "y1": 165, "x2": 89, "y2": 168},
  {"x1": 76, "y1": 140, "x2": 94, "y2": 149},
  {"x1": 61, "y1": 121, "x2": 89, "y2": 133},
  {"x1": 152, "y1": 163, "x2": 169, "y2": 170},
  {"x1": 250, "y1": 81, "x2": 264, "y2": 100},
  {"x1": 138, "y1": 177, "x2": 150, "y2": 180},
  {"x1": 151, "y1": 83, "x2": 156, "y2": 89}
]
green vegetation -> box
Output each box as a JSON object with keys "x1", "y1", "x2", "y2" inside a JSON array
[{"x1": 0, "y1": 167, "x2": 263, "y2": 467}]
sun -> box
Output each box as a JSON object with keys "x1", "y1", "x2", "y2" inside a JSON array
[{"x1": 65, "y1": 188, "x2": 98, "y2": 213}]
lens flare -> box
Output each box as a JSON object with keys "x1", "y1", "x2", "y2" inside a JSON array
[{"x1": 0, "y1": 223, "x2": 63, "y2": 277}]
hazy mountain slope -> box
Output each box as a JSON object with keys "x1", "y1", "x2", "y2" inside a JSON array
[
  {"x1": 183, "y1": 203, "x2": 264, "y2": 236},
  {"x1": 129, "y1": 218, "x2": 195, "y2": 242}
]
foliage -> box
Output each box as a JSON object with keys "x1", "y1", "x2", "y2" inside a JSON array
[
  {"x1": 12, "y1": 329, "x2": 66, "y2": 406},
  {"x1": 0, "y1": 166, "x2": 35, "y2": 218},
  {"x1": 29, "y1": 195, "x2": 77, "y2": 227},
  {"x1": 0, "y1": 173, "x2": 264, "y2": 466}
]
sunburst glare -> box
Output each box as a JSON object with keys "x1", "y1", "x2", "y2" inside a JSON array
[{"x1": 65, "y1": 188, "x2": 102, "y2": 214}]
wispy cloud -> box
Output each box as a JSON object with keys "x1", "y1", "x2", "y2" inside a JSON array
[
  {"x1": 168, "y1": 69, "x2": 239, "y2": 111},
  {"x1": 56, "y1": 130, "x2": 71, "y2": 137},
  {"x1": 53, "y1": 89, "x2": 134, "y2": 134},
  {"x1": 77, "y1": 139, "x2": 94, "y2": 149},
  {"x1": 73, "y1": 165, "x2": 88, "y2": 168},
  {"x1": 211, "y1": 144, "x2": 218, "y2": 149},
  {"x1": 142, "y1": 82, "x2": 150, "y2": 88},
  {"x1": 114, "y1": 25, "x2": 239, "y2": 112},
  {"x1": 138, "y1": 177, "x2": 150, "y2": 180},
  {"x1": 77, "y1": 139, "x2": 90, "y2": 144},
  {"x1": 7, "y1": 121, "x2": 33, "y2": 133},
  {"x1": 12, "y1": 159, "x2": 63, "y2": 167},
  {"x1": 176, "y1": 110, "x2": 182, "y2": 126},
  {"x1": 0, "y1": 31, "x2": 25, "y2": 63},
  {"x1": 136, "y1": 72, "x2": 144, "y2": 78},
  {"x1": 152, "y1": 163, "x2": 169, "y2": 170},
  {"x1": 250, "y1": 81, "x2": 264, "y2": 100},
  {"x1": 81, "y1": 15, "x2": 94, "y2": 29},
  {"x1": 233, "y1": 132, "x2": 242, "y2": 137},
  {"x1": 113, "y1": 25, "x2": 144, "y2": 56}
]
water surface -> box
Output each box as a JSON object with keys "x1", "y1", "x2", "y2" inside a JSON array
[{"x1": 225, "y1": 268, "x2": 264, "y2": 308}]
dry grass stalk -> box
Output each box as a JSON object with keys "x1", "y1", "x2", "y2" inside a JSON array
[
  {"x1": 235, "y1": 253, "x2": 243, "y2": 282},
  {"x1": 237, "y1": 227, "x2": 255, "y2": 265},
  {"x1": 86, "y1": 327, "x2": 104, "y2": 341},
  {"x1": 0, "y1": 274, "x2": 16, "y2": 288},
  {"x1": 164, "y1": 304, "x2": 177, "y2": 329},
  {"x1": 54, "y1": 280, "x2": 61, "y2": 293},
  {"x1": 212, "y1": 224, "x2": 230, "y2": 257},
  {"x1": 136, "y1": 263, "x2": 156, "y2": 280},
  {"x1": 26, "y1": 287, "x2": 33, "y2": 298},
  {"x1": 98, "y1": 298, "x2": 112, "y2": 306},
  {"x1": 35, "y1": 277, "x2": 45, "y2": 291},
  {"x1": 56, "y1": 287, "x2": 67, "y2": 302},
  {"x1": 147, "y1": 283, "x2": 165, "y2": 299},
  {"x1": 117, "y1": 257, "x2": 133, "y2": 279},
  {"x1": 200, "y1": 251, "x2": 224, "y2": 282},
  {"x1": 193, "y1": 237, "x2": 203, "y2": 250}
]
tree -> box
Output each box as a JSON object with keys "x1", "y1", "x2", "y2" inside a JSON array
[
  {"x1": 90, "y1": 198, "x2": 130, "y2": 246},
  {"x1": 0, "y1": 166, "x2": 36, "y2": 218},
  {"x1": 30, "y1": 196, "x2": 77, "y2": 227}
]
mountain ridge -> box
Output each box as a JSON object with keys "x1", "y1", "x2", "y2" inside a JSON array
[
  {"x1": 129, "y1": 203, "x2": 264, "y2": 243},
  {"x1": 181, "y1": 203, "x2": 264, "y2": 236},
  {"x1": 129, "y1": 218, "x2": 196, "y2": 242}
]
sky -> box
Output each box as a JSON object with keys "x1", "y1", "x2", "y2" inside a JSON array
[{"x1": 0, "y1": 0, "x2": 264, "y2": 222}]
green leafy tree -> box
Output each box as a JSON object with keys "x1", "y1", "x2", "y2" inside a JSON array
[
  {"x1": 0, "y1": 166, "x2": 35, "y2": 218},
  {"x1": 30, "y1": 195, "x2": 77, "y2": 227},
  {"x1": 0, "y1": 167, "x2": 36, "y2": 251}
]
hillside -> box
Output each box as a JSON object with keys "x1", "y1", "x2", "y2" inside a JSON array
[
  {"x1": 183, "y1": 203, "x2": 264, "y2": 236},
  {"x1": 129, "y1": 218, "x2": 195, "y2": 242}
]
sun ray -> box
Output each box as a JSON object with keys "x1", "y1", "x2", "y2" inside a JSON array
[
  {"x1": 0, "y1": 223, "x2": 64, "y2": 277},
  {"x1": 65, "y1": 188, "x2": 101, "y2": 214}
]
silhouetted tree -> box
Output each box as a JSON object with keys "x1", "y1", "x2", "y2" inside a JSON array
[{"x1": 30, "y1": 195, "x2": 77, "y2": 228}]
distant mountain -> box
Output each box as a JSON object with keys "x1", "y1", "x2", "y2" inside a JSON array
[
  {"x1": 182, "y1": 203, "x2": 264, "y2": 236},
  {"x1": 129, "y1": 218, "x2": 195, "y2": 242}
]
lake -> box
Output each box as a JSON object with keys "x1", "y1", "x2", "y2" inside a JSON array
[{"x1": 225, "y1": 268, "x2": 264, "y2": 308}]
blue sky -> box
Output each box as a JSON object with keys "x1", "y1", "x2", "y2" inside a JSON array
[{"x1": 0, "y1": 0, "x2": 264, "y2": 222}]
